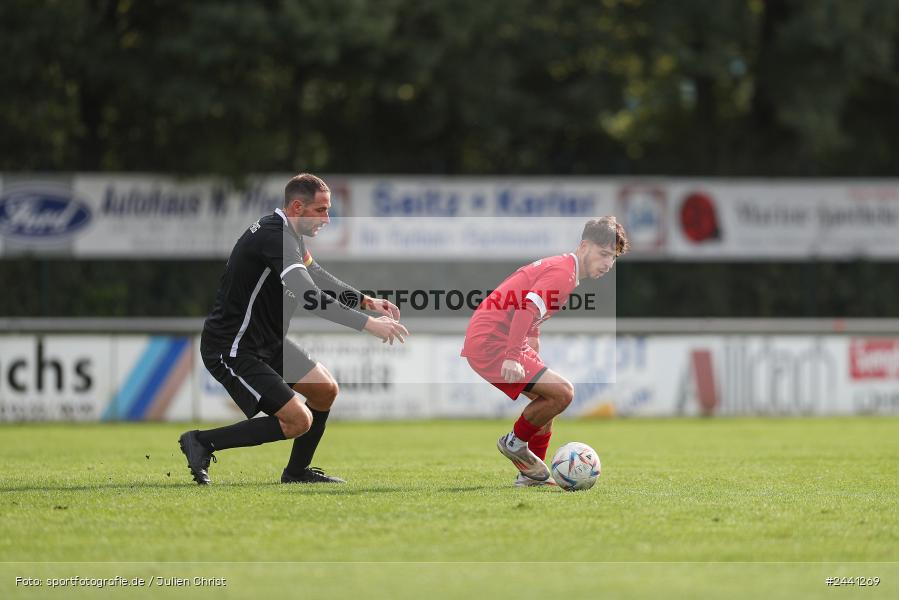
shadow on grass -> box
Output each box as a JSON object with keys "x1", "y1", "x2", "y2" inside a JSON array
[
  {"x1": 0, "y1": 483, "x2": 498, "y2": 494},
  {"x1": 289, "y1": 484, "x2": 497, "y2": 495}
]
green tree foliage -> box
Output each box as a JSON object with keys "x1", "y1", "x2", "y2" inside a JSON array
[{"x1": 2, "y1": 0, "x2": 898, "y2": 176}]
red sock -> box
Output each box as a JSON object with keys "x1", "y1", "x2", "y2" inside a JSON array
[
  {"x1": 512, "y1": 414, "x2": 541, "y2": 442},
  {"x1": 528, "y1": 431, "x2": 553, "y2": 461}
]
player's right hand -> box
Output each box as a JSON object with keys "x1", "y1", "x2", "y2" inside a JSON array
[
  {"x1": 501, "y1": 359, "x2": 525, "y2": 383},
  {"x1": 364, "y1": 316, "x2": 409, "y2": 345}
]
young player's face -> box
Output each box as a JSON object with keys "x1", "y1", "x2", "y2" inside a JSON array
[
  {"x1": 581, "y1": 241, "x2": 616, "y2": 279},
  {"x1": 295, "y1": 191, "x2": 331, "y2": 236}
]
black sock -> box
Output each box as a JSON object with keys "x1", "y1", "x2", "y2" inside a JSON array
[
  {"x1": 285, "y1": 406, "x2": 330, "y2": 476},
  {"x1": 196, "y1": 416, "x2": 285, "y2": 451}
]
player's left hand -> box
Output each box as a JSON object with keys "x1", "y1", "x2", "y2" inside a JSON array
[
  {"x1": 364, "y1": 295, "x2": 401, "y2": 320},
  {"x1": 363, "y1": 316, "x2": 409, "y2": 345},
  {"x1": 501, "y1": 360, "x2": 525, "y2": 384}
]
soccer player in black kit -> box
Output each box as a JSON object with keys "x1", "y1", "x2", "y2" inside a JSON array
[{"x1": 179, "y1": 173, "x2": 408, "y2": 485}]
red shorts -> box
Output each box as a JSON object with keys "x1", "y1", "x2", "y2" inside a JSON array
[{"x1": 464, "y1": 345, "x2": 548, "y2": 400}]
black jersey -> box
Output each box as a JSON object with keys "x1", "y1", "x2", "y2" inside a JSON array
[{"x1": 202, "y1": 208, "x2": 369, "y2": 359}]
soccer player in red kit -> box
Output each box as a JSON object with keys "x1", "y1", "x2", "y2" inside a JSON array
[{"x1": 461, "y1": 217, "x2": 629, "y2": 486}]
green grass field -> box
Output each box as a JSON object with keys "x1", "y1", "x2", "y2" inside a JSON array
[{"x1": 2, "y1": 418, "x2": 897, "y2": 599}]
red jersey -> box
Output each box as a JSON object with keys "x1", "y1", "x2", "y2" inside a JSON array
[{"x1": 462, "y1": 253, "x2": 580, "y2": 362}]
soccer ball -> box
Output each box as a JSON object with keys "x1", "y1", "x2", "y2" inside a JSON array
[{"x1": 550, "y1": 442, "x2": 601, "y2": 491}]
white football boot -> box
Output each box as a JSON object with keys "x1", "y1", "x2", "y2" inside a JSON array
[
  {"x1": 514, "y1": 473, "x2": 558, "y2": 487},
  {"x1": 497, "y1": 433, "x2": 551, "y2": 482}
]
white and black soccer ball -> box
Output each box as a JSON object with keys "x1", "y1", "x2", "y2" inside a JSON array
[{"x1": 550, "y1": 442, "x2": 601, "y2": 491}]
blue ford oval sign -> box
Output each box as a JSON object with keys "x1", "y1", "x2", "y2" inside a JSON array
[{"x1": 0, "y1": 188, "x2": 92, "y2": 239}]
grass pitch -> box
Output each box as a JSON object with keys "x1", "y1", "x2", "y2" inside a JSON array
[{"x1": 2, "y1": 418, "x2": 897, "y2": 599}]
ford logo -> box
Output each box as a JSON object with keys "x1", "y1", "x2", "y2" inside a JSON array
[{"x1": 0, "y1": 187, "x2": 92, "y2": 239}]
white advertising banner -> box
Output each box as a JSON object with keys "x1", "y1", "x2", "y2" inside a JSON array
[
  {"x1": 196, "y1": 334, "x2": 436, "y2": 421},
  {"x1": 0, "y1": 335, "x2": 193, "y2": 422},
  {"x1": 4, "y1": 332, "x2": 898, "y2": 422},
  {"x1": 666, "y1": 181, "x2": 899, "y2": 260},
  {"x1": 4, "y1": 175, "x2": 896, "y2": 260},
  {"x1": 0, "y1": 174, "x2": 286, "y2": 258},
  {"x1": 165, "y1": 332, "x2": 899, "y2": 420},
  {"x1": 341, "y1": 179, "x2": 620, "y2": 259},
  {"x1": 0, "y1": 335, "x2": 112, "y2": 421}
]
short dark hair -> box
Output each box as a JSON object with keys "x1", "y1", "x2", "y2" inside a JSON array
[
  {"x1": 284, "y1": 173, "x2": 330, "y2": 206},
  {"x1": 582, "y1": 216, "x2": 630, "y2": 257}
]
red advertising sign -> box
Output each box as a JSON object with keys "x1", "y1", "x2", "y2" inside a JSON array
[{"x1": 850, "y1": 339, "x2": 899, "y2": 380}]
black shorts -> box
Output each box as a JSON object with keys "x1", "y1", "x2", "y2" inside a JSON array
[{"x1": 201, "y1": 339, "x2": 317, "y2": 418}]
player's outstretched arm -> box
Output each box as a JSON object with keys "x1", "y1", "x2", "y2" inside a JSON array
[
  {"x1": 307, "y1": 260, "x2": 401, "y2": 320},
  {"x1": 281, "y1": 264, "x2": 370, "y2": 331},
  {"x1": 307, "y1": 260, "x2": 363, "y2": 306}
]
